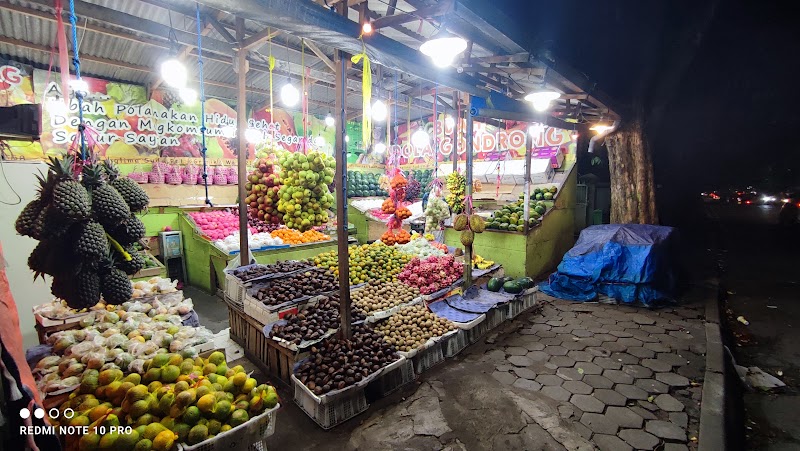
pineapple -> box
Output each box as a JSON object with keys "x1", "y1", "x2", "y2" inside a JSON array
[
  {"x1": 74, "y1": 270, "x2": 101, "y2": 308},
  {"x1": 39, "y1": 207, "x2": 73, "y2": 239},
  {"x1": 100, "y1": 267, "x2": 132, "y2": 305},
  {"x1": 30, "y1": 241, "x2": 80, "y2": 281},
  {"x1": 49, "y1": 156, "x2": 91, "y2": 221},
  {"x1": 103, "y1": 160, "x2": 149, "y2": 212},
  {"x1": 15, "y1": 198, "x2": 44, "y2": 237},
  {"x1": 73, "y1": 221, "x2": 110, "y2": 259},
  {"x1": 81, "y1": 163, "x2": 131, "y2": 226},
  {"x1": 106, "y1": 215, "x2": 146, "y2": 245},
  {"x1": 116, "y1": 246, "x2": 145, "y2": 275},
  {"x1": 50, "y1": 277, "x2": 74, "y2": 301}
]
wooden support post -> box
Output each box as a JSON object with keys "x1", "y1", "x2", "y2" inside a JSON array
[
  {"x1": 235, "y1": 17, "x2": 249, "y2": 267},
  {"x1": 523, "y1": 129, "x2": 532, "y2": 235},
  {"x1": 334, "y1": 5, "x2": 352, "y2": 340},
  {"x1": 464, "y1": 109, "x2": 474, "y2": 288}
]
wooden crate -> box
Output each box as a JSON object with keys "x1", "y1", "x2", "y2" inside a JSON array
[{"x1": 34, "y1": 312, "x2": 85, "y2": 345}]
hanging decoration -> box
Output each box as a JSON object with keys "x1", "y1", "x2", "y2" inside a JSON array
[
  {"x1": 351, "y1": 46, "x2": 372, "y2": 149},
  {"x1": 195, "y1": 3, "x2": 212, "y2": 206}
]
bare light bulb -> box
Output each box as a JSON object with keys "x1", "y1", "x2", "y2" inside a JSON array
[
  {"x1": 411, "y1": 129, "x2": 430, "y2": 148},
  {"x1": 69, "y1": 79, "x2": 89, "y2": 95},
  {"x1": 161, "y1": 58, "x2": 187, "y2": 89},
  {"x1": 281, "y1": 83, "x2": 300, "y2": 107},
  {"x1": 374, "y1": 142, "x2": 386, "y2": 153},
  {"x1": 371, "y1": 100, "x2": 388, "y2": 122},
  {"x1": 179, "y1": 87, "x2": 197, "y2": 106},
  {"x1": 325, "y1": 113, "x2": 335, "y2": 127}
]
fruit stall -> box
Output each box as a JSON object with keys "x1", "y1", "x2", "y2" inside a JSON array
[{"x1": 0, "y1": 0, "x2": 624, "y2": 445}]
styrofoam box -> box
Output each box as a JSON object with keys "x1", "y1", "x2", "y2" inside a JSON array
[
  {"x1": 178, "y1": 403, "x2": 279, "y2": 451},
  {"x1": 292, "y1": 375, "x2": 369, "y2": 429}
]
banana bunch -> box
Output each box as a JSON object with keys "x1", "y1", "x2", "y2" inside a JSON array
[{"x1": 472, "y1": 254, "x2": 495, "y2": 269}]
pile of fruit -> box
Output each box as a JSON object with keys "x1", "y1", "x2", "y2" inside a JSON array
[
  {"x1": 453, "y1": 213, "x2": 486, "y2": 247},
  {"x1": 486, "y1": 198, "x2": 547, "y2": 232},
  {"x1": 270, "y1": 228, "x2": 330, "y2": 245},
  {"x1": 533, "y1": 185, "x2": 558, "y2": 200},
  {"x1": 232, "y1": 207, "x2": 282, "y2": 234},
  {"x1": 249, "y1": 269, "x2": 338, "y2": 306},
  {"x1": 51, "y1": 351, "x2": 278, "y2": 450},
  {"x1": 312, "y1": 243, "x2": 412, "y2": 284},
  {"x1": 15, "y1": 157, "x2": 149, "y2": 309},
  {"x1": 269, "y1": 293, "x2": 366, "y2": 345},
  {"x1": 351, "y1": 280, "x2": 420, "y2": 314},
  {"x1": 231, "y1": 261, "x2": 311, "y2": 283},
  {"x1": 131, "y1": 277, "x2": 179, "y2": 298},
  {"x1": 213, "y1": 231, "x2": 284, "y2": 253},
  {"x1": 189, "y1": 210, "x2": 257, "y2": 241},
  {"x1": 380, "y1": 228, "x2": 411, "y2": 245},
  {"x1": 380, "y1": 198, "x2": 396, "y2": 214},
  {"x1": 445, "y1": 172, "x2": 466, "y2": 214},
  {"x1": 405, "y1": 169, "x2": 433, "y2": 199},
  {"x1": 398, "y1": 255, "x2": 462, "y2": 295},
  {"x1": 346, "y1": 171, "x2": 387, "y2": 198},
  {"x1": 487, "y1": 276, "x2": 535, "y2": 294},
  {"x1": 244, "y1": 157, "x2": 283, "y2": 226},
  {"x1": 472, "y1": 254, "x2": 496, "y2": 270},
  {"x1": 37, "y1": 308, "x2": 214, "y2": 394},
  {"x1": 374, "y1": 304, "x2": 456, "y2": 353},
  {"x1": 294, "y1": 324, "x2": 399, "y2": 396},
  {"x1": 395, "y1": 236, "x2": 446, "y2": 259},
  {"x1": 277, "y1": 151, "x2": 335, "y2": 231}
]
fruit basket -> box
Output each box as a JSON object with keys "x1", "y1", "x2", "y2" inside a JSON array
[
  {"x1": 292, "y1": 374, "x2": 369, "y2": 429},
  {"x1": 503, "y1": 288, "x2": 538, "y2": 320},
  {"x1": 178, "y1": 403, "x2": 280, "y2": 451},
  {"x1": 131, "y1": 250, "x2": 166, "y2": 279},
  {"x1": 367, "y1": 354, "x2": 416, "y2": 397}
]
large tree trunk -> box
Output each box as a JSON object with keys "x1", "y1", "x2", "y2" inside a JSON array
[{"x1": 606, "y1": 117, "x2": 659, "y2": 224}]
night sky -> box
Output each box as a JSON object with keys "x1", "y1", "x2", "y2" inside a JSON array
[{"x1": 496, "y1": 0, "x2": 800, "y2": 220}]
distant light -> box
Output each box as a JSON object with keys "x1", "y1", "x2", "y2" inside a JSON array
[
  {"x1": 782, "y1": 198, "x2": 791, "y2": 203},
  {"x1": 411, "y1": 129, "x2": 429, "y2": 148},
  {"x1": 46, "y1": 98, "x2": 69, "y2": 117},
  {"x1": 245, "y1": 128, "x2": 263, "y2": 144},
  {"x1": 161, "y1": 58, "x2": 187, "y2": 88},
  {"x1": 524, "y1": 90, "x2": 561, "y2": 112},
  {"x1": 179, "y1": 87, "x2": 197, "y2": 106},
  {"x1": 281, "y1": 83, "x2": 300, "y2": 107},
  {"x1": 528, "y1": 123, "x2": 545, "y2": 137},
  {"x1": 371, "y1": 100, "x2": 388, "y2": 122},
  {"x1": 345, "y1": 135, "x2": 350, "y2": 143},
  {"x1": 69, "y1": 79, "x2": 89, "y2": 95},
  {"x1": 314, "y1": 135, "x2": 326, "y2": 146},
  {"x1": 374, "y1": 142, "x2": 386, "y2": 153},
  {"x1": 444, "y1": 115, "x2": 455, "y2": 129},
  {"x1": 362, "y1": 21, "x2": 373, "y2": 35},
  {"x1": 590, "y1": 123, "x2": 613, "y2": 134},
  {"x1": 420, "y1": 31, "x2": 468, "y2": 68},
  {"x1": 571, "y1": 131, "x2": 579, "y2": 140},
  {"x1": 325, "y1": 113, "x2": 335, "y2": 127},
  {"x1": 762, "y1": 195, "x2": 776, "y2": 203}
]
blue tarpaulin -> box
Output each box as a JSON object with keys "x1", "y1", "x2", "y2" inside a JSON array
[{"x1": 539, "y1": 224, "x2": 678, "y2": 306}]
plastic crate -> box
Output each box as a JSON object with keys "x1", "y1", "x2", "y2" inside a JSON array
[
  {"x1": 224, "y1": 272, "x2": 246, "y2": 307},
  {"x1": 412, "y1": 340, "x2": 446, "y2": 374},
  {"x1": 179, "y1": 403, "x2": 279, "y2": 451},
  {"x1": 485, "y1": 306, "x2": 506, "y2": 330},
  {"x1": 505, "y1": 292, "x2": 537, "y2": 320},
  {"x1": 292, "y1": 375, "x2": 369, "y2": 429},
  {"x1": 444, "y1": 329, "x2": 470, "y2": 358},
  {"x1": 369, "y1": 356, "x2": 415, "y2": 397}
]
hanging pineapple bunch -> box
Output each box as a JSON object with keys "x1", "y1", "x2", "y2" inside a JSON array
[{"x1": 15, "y1": 155, "x2": 150, "y2": 309}]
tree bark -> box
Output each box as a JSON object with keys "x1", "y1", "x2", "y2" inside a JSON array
[{"x1": 606, "y1": 117, "x2": 659, "y2": 224}]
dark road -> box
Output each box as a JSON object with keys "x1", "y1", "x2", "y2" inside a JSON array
[{"x1": 704, "y1": 204, "x2": 800, "y2": 450}]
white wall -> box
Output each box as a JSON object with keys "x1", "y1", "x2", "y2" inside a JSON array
[{"x1": 0, "y1": 161, "x2": 51, "y2": 348}]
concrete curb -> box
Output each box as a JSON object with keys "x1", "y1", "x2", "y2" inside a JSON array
[{"x1": 698, "y1": 278, "x2": 728, "y2": 451}]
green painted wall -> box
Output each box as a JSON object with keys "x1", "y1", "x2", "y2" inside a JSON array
[{"x1": 444, "y1": 168, "x2": 577, "y2": 279}]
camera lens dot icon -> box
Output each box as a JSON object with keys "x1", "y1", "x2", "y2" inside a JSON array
[{"x1": 19, "y1": 408, "x2": 30, "y2": 419}]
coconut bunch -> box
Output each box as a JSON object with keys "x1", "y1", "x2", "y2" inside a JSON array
[{"x1": 15, "y1": 156, "x2": 150, "y2": 309}]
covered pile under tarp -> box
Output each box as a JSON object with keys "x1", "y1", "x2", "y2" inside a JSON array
[{"x1": 539, "y1": 224, "x2": 678, "y2": 306}]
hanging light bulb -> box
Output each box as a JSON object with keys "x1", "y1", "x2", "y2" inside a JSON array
[
  {"x1": 571, "y1": 130, "x2": 579, "y2": 140},
  {"x1": 420, "y1": 30, "x2": 468, "y2": 68},
  {"x1": 314, "y1": 134, "x2": 326, "y2": 146},
  {"x1": 325, "y1": 112, "x2": 335, "y2": 127},
  {"x1": 179, "y1": 87, "x2": 197, "y2": 106},
  {"x1": 161, "y1": 58, "x2": 188, "y2": 89},
  {"x1": 362, "y1": 21, "x2": 374, "y2": 35},
  {"x1": 411, "y1": 129, "x2": 430, "y2": 148},
  {"x1": 528, "y1": 123, "x2": 545, "y2": 137},
  {"x1": 590, "y1": 123, "x2": 613, "y2": 134},
  {"x1": 46, "y1": 97, "x2": 69, "y2": 117},
  {"x1": 371, "y1": 99, "x2": 388, "y2": 122},
  {"x1": 444, "y1": 115, "x2": 455, "y2": 129},
  {"x1": 374, "y1": 142, "x2": 386, "y2": 154},
  {"x1": 69, "y1": 79, "x2": 89, "y2": 96},
  {"x1": 281, "y1": 82, "x2": 300, "y2": 107},
  {"x1": 345, "y1": 135, "x2": 350, "y2": 143},
  {"x1": 245, "y1": 128, "x2": 264, "y2": 144},
  {"x1": 524, "y1": 90, "x2": 561, "y2": 112}
]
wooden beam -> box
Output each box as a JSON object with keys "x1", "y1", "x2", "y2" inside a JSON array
[
  {"x1": 469, "y1": 52, "x2": 530, "y2": 64},
  {"x1": 206, "y1": 13, "x2": 237, "y2": 44},
  {"x1": 386, "y1": 0, "x2": 398, "y2": 16},
  {"x1": 372, "y1": 0, "x2": 453, "y2": 30},
  {"x1": 236, "y1": 16, "x2": 249, "y2": 264},
  {"x1": 304, "y1": 40, "x2": 335, "y2": 72},
  {"x1": 240, "y1": 27, "x2": 281, "y2": 50}
]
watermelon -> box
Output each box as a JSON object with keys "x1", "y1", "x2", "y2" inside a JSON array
[
  {"x1": 517, "y1": 277, "x2": 534, "y2": 289},
  {"x1": 503, "y1": 280, "x2": 523, "y2": 294},
  {"x1": 487, "y1": 277, "x2": 503, "y2": 292}
]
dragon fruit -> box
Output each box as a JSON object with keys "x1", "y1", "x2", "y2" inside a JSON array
[{"x1": 398, "y1": 255, "x2": 463, "y2": 294}]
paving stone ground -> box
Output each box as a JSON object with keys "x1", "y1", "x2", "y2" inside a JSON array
[{"x1": 268, "y1": 295, "x2": 707, "y2": 450}]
